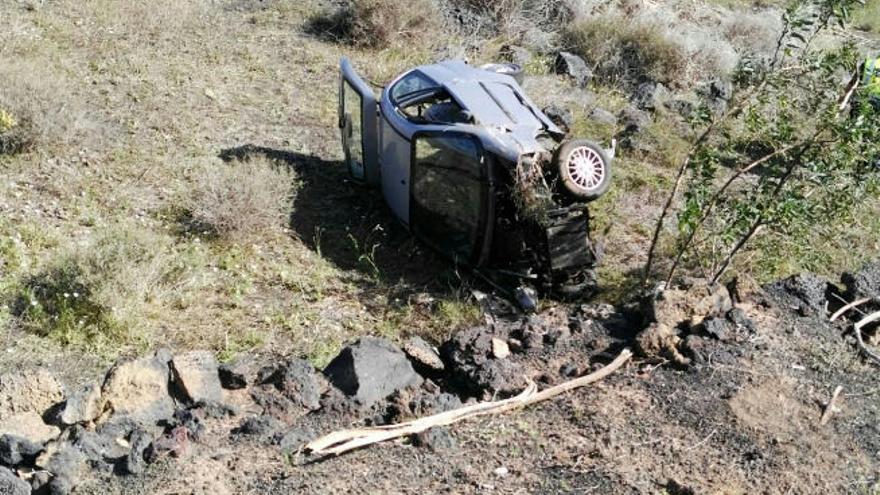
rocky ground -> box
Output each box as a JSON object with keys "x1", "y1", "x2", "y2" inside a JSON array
[{"x1": 0, "y1": 261, "x2": 877, "y2": 494}]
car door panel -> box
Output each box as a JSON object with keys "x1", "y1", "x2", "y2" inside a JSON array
[{"x1": 339, "y1": 58, "x2": 380, "y2": 185}]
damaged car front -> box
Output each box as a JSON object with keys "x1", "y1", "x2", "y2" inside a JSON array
[{"x1": 338, "y1": 58, "x2": 613, "y2": 299}]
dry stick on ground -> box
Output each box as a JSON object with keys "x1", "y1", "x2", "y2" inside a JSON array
[
  {"x1": 854, "y1": 310, "x2": 880, "y2": 366},
  {"x1": 820, "y1": 385, "x2": 844, "y2": 426},
  {"x1": 305, "y1": 349, "x2": 634, "y2": 457},
  {"x1": 830, "y1": 297, "x2": 873, "y2": 321}
]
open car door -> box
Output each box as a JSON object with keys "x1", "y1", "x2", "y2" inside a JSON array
[{"x1": 339, "y1": 58, "x2": 380, "y2": 185}]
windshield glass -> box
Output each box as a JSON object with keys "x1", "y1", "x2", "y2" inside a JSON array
[{"x1": 391, "y1": 71, "x2": 438, "y2": 104}]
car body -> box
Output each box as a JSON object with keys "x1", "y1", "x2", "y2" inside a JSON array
[{"x1": 338, "y1": 57, "x2": 612, "y2": 297}]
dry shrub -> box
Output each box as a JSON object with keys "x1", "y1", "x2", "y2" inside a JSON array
[
  {"x1": 307, "y1": 0, "x2": 441, "y2": 48},
  {"x1": 562, "y1": 17, "x2": 688, "y2": 88},
  {"x1": 723, "y1": 11, "x2": 783, "y2": 57},
  {"x1": 185, "y1": 156, "x2": 297, "y2": 242},
  {"x1": 0, "y1": 61, "x2": 96, "y2": 153},
  {"x1": 446, "y1": 0, "x2": 574, "y2": 35}
]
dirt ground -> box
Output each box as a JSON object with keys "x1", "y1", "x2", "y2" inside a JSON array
[{"x1": 70, "y1": 293, "x2": 880, "y2": 494}]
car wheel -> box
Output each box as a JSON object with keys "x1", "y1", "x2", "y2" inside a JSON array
[
  {"x1": 479, "y1": 63, "x2": 524, "y2": 85},
  {"x1": 553, "y1": 139, "x2": 612, "y2": 201}
]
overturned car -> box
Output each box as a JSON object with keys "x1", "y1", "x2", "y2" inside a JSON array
[{"x1": 338, "y1": 58, "x2": 613, "y2": 298}]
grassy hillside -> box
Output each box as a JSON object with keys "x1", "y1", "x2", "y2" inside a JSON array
[{"x1": 0, "y1": 0, "x2": 877, "y2": 371}]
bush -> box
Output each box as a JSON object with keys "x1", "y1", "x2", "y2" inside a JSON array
[
  {"x1": 562, "y1": 17, "x2": 688, "y2": 87},
  {"x1": 183, "y1": 156, "x2": 297, "y2": 242},
  {"x1": 12, "y1": 226, "x2": 186, "y2": 351},
  {"x1": 0, "y1": 61, "x2": 93, "y2": 153},
  {"x1": 306, "y1": 0, "x2": 441, "y2": 48}
]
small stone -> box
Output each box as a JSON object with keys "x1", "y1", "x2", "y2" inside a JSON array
[
  {"x1": 589, "y1": 107, "x2": 617, "y2": 126},
  {"x1": 554, "y1": 51, "x2": 592, "y2": 88},
  {"x1": 727, "y1": 308, "x2": 757, "y2": 333},
  {"x1": 842, "y1": 261, "x2": 880, "y2": 299},
  {"x1": 494, "y1": 466, "x2": 509, "y2": 477},
  {"x1": 275, "y1": 426, "x2": 315, "y2": 453},
  {"x1": 631, "y1": 81, "x2": 669, "y2": 111},
  {"x1": 56, "y1": 383, "x2": 102, "y2": 425},
  {"x1": 268, "y1": 360, "x2": 322, "y2": 411},
  {"x1": 413, "y1": 427, "x2": 457, "y2": 451},
  {"x1": 559, "y1": 363, "x2": 578, "y2": 378},
  {"x1": 171, "y1": 351, "x2": 224, "y2": 404},
  {"x1": 30, "y1": 470, "x2": 51, "y2": 492},
  {"x1": 123, "y1": 428, "x2": 152, "y2": 475},
  {"x1": 0, "y1": 434, "x2": 43, "y2": 466},
  {"x1": 145, "y1": 426, "x2": 188, "y2": 461},
  {"x1": 702, "y1": 317, "x2": 732, "y2": 341},
  {"x1": 0, "y1": 466, "x2": 29, "y2": 495},
  {"x1": 500, "y1": 45, "x2": 532, "y2": 67},
  {"x1": 403, "y1": 337, "x2": 445, "y2": 372},
  {"x1": 232, "y1": 415, "x2": 283, "y2": 438},
  {"x1": 491, "y1": 338, "x2": 510, "y2": 359},
  {"x1": 542, "y1": 105, "x2": 573, "y2": 132},
  {"x1": 218, "y1": 363, "x2": 248, "y2": 390},
  {"x1": 324, "y1": 337, "x2": 423, "y2": 407}
]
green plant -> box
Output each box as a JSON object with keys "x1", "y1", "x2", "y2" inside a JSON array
[
  {"x1": 644, "y1": 0, "x2": 880, "y2": 285},
  {"x1": 0, "y1": 108, "x2": 16, "y2": 132}
]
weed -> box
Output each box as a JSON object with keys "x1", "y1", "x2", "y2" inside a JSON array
[
  {"x1": 181, "y1": 156, "x2": 298, "y2": 244},
  {"x1": 305, "y1": 0, "x2": 441, "y2": 49}
]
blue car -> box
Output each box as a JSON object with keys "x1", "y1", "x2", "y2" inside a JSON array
[{"x1": 339, "y1": 58, "x2": 613, "y2": 298}]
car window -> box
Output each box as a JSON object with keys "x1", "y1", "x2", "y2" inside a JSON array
[
  {"x1": 341, "y1": 80, "x2": 365, "y2": 179},
  {"x1": 411, "y1": 135, "x2": 485, "y2": 263},
  {"x1": 391, "y1": 71, "x2": 438, "y2": 104}
]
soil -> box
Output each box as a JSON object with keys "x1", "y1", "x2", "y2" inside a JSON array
[{"x1": 70, "y1": 291, "x2": 880, "y2": 494}]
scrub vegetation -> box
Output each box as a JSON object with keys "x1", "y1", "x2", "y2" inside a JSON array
[{"x1": 0, "y1": 0, "x2": 877, "y2": 374}]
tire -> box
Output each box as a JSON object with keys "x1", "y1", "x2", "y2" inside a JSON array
[
  {"x1": 479, "y1": 63, "x2": 524, "y2": 85},
  {"x1": 553, "y1": 139, "x2": 612, "y2": 201}
]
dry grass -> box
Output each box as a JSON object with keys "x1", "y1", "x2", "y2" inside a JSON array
[
  {"x1": 306, "y1": 0, "x2": 442, "y2": 49},
  {"x1": 562, "y1": 17, "x2": 689, "y2": 87},
  {"x1": 181, "y1": 156, "x2": 298, "y2": 243}
]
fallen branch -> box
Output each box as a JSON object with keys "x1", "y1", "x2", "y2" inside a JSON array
[
  {"x1": 305, "y1": 349, "x2": 633, "y2": 457},
  {"x1": 820, "y1": 385, "x2": 843, "y2": 426},
  {"x1": 854, "y1": 310, "x2": 880, "y2": 366},
  {"x1": 830, "y1": 297, "x2": 873, "y2": 321}
]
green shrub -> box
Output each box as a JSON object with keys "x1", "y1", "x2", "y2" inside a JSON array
[
  {"x1": 562, "y1": 17, "x2": 688, "y2": 87},
  {"x1": 12, "y1": 226, "x2": 187, "y2": 351}
]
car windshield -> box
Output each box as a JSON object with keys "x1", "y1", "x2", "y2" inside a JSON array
[{"x1": 390, "y1": 71, "x2": 439, "y2": 104}]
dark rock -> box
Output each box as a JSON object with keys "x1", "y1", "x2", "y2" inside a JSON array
[
  {"x1": 682, "y1": 334, "x2": 708, "y2": 365},
  {"x1": 171, "y1": 351, "x2": 224, "y2": 404},
  {"x1": 440, "y1": 327, "x2": 525, "y2": 396},
  {"x1": 122, "y1": 428, "x2": 152, "y2": 475},
  {"x1": 70, "y1": 427, "x2": 123, "y2": 465},
  {"x1": 664, "y1": 98, "x2": 696, "y2": 118},
  {"x1": 617, "y1": 106, "x2": 652, "y2": 151},
  {"x1": 193, "y1": 400, "x2": 239, "y2": 419},
  {"x1": 270, "y1": 360, "x2": 322, "y2": 411},
  {"x1": 324, "y1": 337, "x2": 423, "y2": 408},
  {"x1": 499, "y1": 45, "x2": 532, "y2": 67},
  {"x1": 559, "y1": 363, "x2": 578, "y2": 377},
  {"x1": 39, "y1": 444, "x2": 86, "y2": 495},
  {"x1": 589, "y1": 107, "x2": 617, "y2": 126},
  {"x1": 56, "y1": 383, "x2": 101, "y2": 426},
  {"x1": 631, "y1": 81, "x2": 669, "y2": 111},
  {"x1": 410, "y1": 392, "x2": 462, "y2": 416},
  {"x1": 842, "y1": 261, "x2": 880, "y2": 299},
  {"x1": 232, "y1": 415, "x2": 283, "y2": 438},
  {"x1": 702, "y1": 317, "x2": 733, "y2": 341},
  {"x1": 403, "y1": 337, "x2": 445, "y2": 373},
  {"x1": 699, "y1": 79, "x2": 733, "y2": 115},
  {"x1": 544, "y1": 325, "x2": 571, "y2": 346},
  {"x1": 145, "y1": 426, "x2": 188, "y2": 462},
  {"x1": 413, "y1": 427, "x2": 457, "y2": 451},
  {"x1": 542, "y1": 105, "x2": 573, "y2": 133},
  {"x1": 726, "y1": 308, "x2": 757, "y2": 333},
  {"x1": 31, "y1": 470, "x2": 51, "y2": 492},
  {"x1": 0, "y1": 434, "x2": 42, "y2": 466},
  {"x1": 554, "y1": 51, "x2": 592, "y2": 88},
  {"x1": 218, "y1": 363, "x2": 248, "y2": 390},
  {"x1": 767, "y1": 273, "x2": 830, "y2": 314},
  {"x1": 521, "y1": 329, "x2": 544, "y2": 350},
  {"x1": 275, "y1": 426, "x2": 315, "y2": 453},
  {"x1": 0, "y1": 466, "x2": 28, "y2": 495},
  {"x1": 168, "y1": 408, "x2": 205, "y2": 442}
]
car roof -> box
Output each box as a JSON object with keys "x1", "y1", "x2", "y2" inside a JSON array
[{"x1": 415, "y1": 60, "x2": 562, "y2": 137}]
